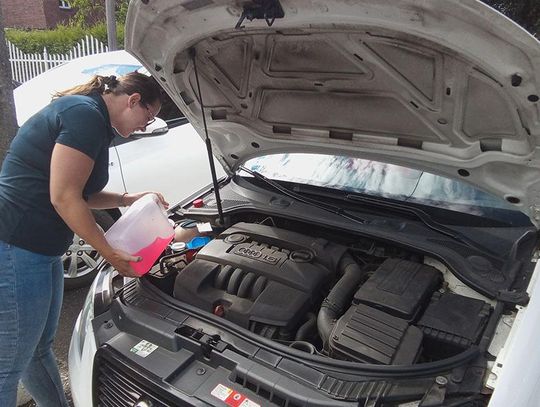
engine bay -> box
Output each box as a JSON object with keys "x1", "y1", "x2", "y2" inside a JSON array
[{"x1": 147, "y1": 220, "x2": 493, "y2": 366}]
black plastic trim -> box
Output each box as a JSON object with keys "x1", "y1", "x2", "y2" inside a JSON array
[{"x1": 132, "y1": 279, "x2": 482, "y2": 377}]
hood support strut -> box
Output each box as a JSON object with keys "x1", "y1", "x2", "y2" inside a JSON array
[{"x1": 190, "y1": 48, "x2": 225, "y2": 226}]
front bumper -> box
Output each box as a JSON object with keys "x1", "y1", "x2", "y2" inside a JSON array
[{"x1": 68, "y1": 311, "x2": 97, "y2": 407}]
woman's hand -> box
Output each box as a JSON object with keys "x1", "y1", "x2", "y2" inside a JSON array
[
  {"x1": 124, "y1": 191, "x2": 169, "y2": 209},
  {"x1": 103, "y1": 249, "x2": 143, "y2": 278}
]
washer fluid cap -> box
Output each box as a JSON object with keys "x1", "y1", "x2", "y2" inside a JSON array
[{"x1": 186, "y1": 236, "x2": 212, "y2": 249}]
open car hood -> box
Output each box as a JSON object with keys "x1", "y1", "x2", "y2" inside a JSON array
[{"x1": 125, "y1": 0, "x2": 540, "y2": 225}]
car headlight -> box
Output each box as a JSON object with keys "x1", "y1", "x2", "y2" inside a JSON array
[
  {"x1": 76, "y1": 264, "x2": 116, "y2": 353},
  {"x1": 76, "y1": 277, "x2": 97, "y2": 354}
]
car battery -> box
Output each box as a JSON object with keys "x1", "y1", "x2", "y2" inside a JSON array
[{"x1": 417, "y1": 291, "x2": 491, "y2": 358}]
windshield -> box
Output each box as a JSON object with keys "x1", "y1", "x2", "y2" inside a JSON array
[{"x1": 244, "y1": 153, "x2": 527, "y2": 224}]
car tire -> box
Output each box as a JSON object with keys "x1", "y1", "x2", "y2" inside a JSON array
[{"x1": 62, "y1": 210, "x2": 115, "y2": 290}]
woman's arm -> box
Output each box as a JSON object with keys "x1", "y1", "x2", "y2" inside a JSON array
[
  {"x1": 50, "y1": 143, "x2": 140, "y2": 277},
  {"x1": 87, "y1": 190, "x2": 169, "y2": 209},
  {"x1": 86, "y1": 190, "x2": 128, "y2": 209}
]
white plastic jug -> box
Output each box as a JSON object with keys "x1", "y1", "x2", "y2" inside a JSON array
[{"x1": 104, "y1": 193, "x2": 174, "y2": 276}]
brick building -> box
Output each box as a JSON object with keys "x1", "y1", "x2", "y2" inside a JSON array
[{"x1": 2, "y1": 0, "x2": 76, "y2": 29}]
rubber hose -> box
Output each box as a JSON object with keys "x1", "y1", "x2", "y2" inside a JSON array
[
  {"x1": 317, "y1": 253, "x2": 365, "y2": 346},
  {"x1": 289, "y1": 341, "x2": 317, "y2": 354},
  {"x1": 295, "y1": 313, "x2": 317, "y2": 341}
]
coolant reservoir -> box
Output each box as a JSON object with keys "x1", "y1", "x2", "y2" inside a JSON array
[{"x1": 105, "y1": 193, "x2": 174, "y2": 276}]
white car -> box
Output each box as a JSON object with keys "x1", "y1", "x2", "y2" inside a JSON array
[
  {"x1": 70, "y1": 0, "x2": 540, "y2": 406},
  {"x1": 13, "y1": 51, "x2": 224, "y2": 288}
]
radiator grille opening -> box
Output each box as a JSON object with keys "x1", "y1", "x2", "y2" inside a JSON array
[{"x1": 94, "y1": 349, "x2": 183, "y2": 407}]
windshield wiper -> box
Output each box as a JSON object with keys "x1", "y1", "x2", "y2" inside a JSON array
[
  {"x1": 344, "y1": 193, "x2": 500, "y2": 258},
  {"x1": 238, "y1": 166, "x2": 366, "y2": 225},
  {"x1": 240, "y1": 167, "x2": 498, "y2": 259}
]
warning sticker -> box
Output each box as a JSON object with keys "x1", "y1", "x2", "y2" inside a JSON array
[
  {"x1": 129, "y1": 340, "x2": 158, "y2": 358},
  {"x1": 211, "y1": 384, "x2": 233, "y2": 401},
  {"x1": 239, "y1": 399, "x2": 261, "y2": 407},
  {"x1": 211, "y1": 384, "x2": 260, "y2": 407}
]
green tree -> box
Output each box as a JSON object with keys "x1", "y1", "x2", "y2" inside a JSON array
[
  {"x1": 482, "y1": 0, "x2": 540, "y2": 35},
  {"x1": 69, "y1": 0, "x2": 104, "y2": 27},
  {"x1": 69, "y1": 0, "x2": 129, "y2": 27},
  {"x1": 116, "y1": 0, "x2": 130, "y2": 24},
  {"x1": 0, "y1": 6, "x2": 18, "y2": 164}
]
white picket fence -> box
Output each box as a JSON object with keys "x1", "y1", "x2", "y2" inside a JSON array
[{"x1": 7, "y1": 35, "x2": 108, "y2": 84}]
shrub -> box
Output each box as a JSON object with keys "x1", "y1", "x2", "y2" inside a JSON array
[
  {"x1": 87, "y1": 23, "x2": 125, "y2": 47},
  {"x1": 5, "y1": 23, "x2": 124, "y2": 55}
]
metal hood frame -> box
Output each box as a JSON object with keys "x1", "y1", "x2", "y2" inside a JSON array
[{"x1": 126, "y1": 0, "x2": 540, "y2": 225}]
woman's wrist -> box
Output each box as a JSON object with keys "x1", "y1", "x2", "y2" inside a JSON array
[{"x1": 119, "y1": 192, "x2": 129, "y2": 207}]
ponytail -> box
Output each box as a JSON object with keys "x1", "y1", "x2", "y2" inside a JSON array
[{"x1": 53, "y1": 72, "x2": 161, "y2": 106}]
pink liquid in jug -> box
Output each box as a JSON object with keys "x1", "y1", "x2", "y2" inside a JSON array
[{"x1": 130, "y1": 235, "x2": 174, "y2": 276}]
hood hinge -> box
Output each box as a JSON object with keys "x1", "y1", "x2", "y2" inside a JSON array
[
  {"x1": 530, "y1": 204, "x2": 540, "y2": 223},
  {"x1": 495, "y1": 289, "x2": 530, "y2": 306}
]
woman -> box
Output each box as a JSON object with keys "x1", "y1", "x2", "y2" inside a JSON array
[{"x1": 0, "y1": 72, "x2": 168, "y2": 406}]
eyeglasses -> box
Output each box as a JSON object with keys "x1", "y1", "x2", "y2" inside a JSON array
[{"x1": 139, "y1": 102, "x2": 156, "y2": 126}]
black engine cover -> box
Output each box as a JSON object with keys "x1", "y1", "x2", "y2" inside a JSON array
[{"x1": 173, "y1": 223, "x2": 347, "y2": 338}]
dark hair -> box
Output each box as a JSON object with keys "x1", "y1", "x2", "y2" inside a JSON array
[{"x1": 53, "y1": 72, "x2": 162, "y2": 106}]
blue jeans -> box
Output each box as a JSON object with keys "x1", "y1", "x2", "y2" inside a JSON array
[{"x1": 0, "y1": 241, "x2": 69, "y2": 407}]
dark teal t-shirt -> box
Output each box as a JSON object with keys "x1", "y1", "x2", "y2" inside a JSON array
[{"x1": 0, "y1": 93, "x2": 114, "y2": 255}]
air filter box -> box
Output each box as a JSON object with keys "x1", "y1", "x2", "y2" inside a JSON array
[
  {"x1": 354, "y1": 258, "x2": 442, "y2": 321},
  {"x1": 329, "y1": 304, "x2": 423, "y2": 364}
]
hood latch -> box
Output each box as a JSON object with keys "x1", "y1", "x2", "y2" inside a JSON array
[{"x1": 235, "y1": 0, "x2": 285, "y2": 29}]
